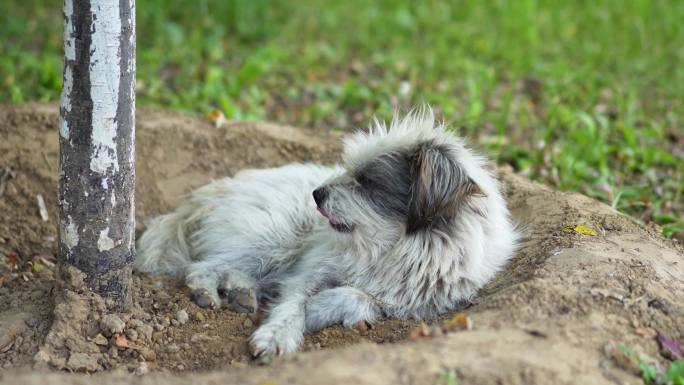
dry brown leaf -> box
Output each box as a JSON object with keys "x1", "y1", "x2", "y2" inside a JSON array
[
  {"x1": 5, "y1": 252, "x2": 19, "y2": 270},
  {"x1": 443, "y1": 312, "x2": 473, "y2": 332},
  {"x1": 635, "y1": 326, "x2": 657, "y2": 339},
  {"x1": 205, "y1": 109, "x2": 227, "y2": 128},
  {"x1": 31, "y1": 260, "x2": 42, "y2": 273},
  {"x1": 561, "y1": 225, "x2": 598, "y2": 236}
]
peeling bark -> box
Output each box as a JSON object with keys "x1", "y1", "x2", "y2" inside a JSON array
[{"x1": 58, "y1": 0, "x2": 136, "y2": 311}]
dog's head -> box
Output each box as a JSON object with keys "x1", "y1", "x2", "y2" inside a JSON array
[{"x1": 313, "y1": 110, "x2": 487, "y2": 252}]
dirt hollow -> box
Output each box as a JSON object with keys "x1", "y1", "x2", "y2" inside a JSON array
[{"x1": 0, "y1": 103, "x2": 682, "y2": 385}]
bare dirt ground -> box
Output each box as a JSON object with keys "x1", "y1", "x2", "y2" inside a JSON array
[{"x1": 0, "y1": 103, "x2": 682, "y2": 385}]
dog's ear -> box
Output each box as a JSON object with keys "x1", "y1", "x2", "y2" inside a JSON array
[{"x1": 406, "y1": 142, "x2": 485, "y2": 233}]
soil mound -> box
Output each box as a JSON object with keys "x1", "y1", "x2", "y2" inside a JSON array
[{"x1": 0, "y1": 103, "x2": 682, "y2": 384}]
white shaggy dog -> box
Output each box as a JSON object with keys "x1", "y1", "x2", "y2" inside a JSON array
[{"x1": 135, "y1": 110, "x2": 518, "y2": 356}]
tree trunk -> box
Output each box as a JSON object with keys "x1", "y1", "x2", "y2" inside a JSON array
[{"x1": 58, "y1": 0, "x2": 136, "y2": 311}]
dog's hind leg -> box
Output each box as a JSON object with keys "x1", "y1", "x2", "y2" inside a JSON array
[
  {"x1": 185, "y1": 259, "x2": 227, "y2": 309},
  {"x1": 186, "y1": 257, "x2": 260, "y2": 312},
  {"x1": 218, "y1": 270, "x2": 259, "y2": 313},
  {"x1": 304, "y1": 287, "x2": 382, "y2": 332}
]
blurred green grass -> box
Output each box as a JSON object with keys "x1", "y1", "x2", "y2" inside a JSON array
[{"x1": 2, "y1": 0, "x2": 683, "y2": 237}]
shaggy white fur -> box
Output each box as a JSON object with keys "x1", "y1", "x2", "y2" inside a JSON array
[{"x1": 135, "y1": 109, "x2": 519, "y2": 356}]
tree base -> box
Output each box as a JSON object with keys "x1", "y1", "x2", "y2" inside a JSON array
[{"x1": 34, "y1": 266, "x2": 136, "y2": 372}]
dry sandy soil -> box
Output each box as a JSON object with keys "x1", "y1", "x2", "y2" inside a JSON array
[{"x1": 0, "y1": 103, "x2": 682, "y2": 385}]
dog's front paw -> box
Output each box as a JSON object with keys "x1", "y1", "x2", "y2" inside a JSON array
[{"x1": 249, "y1": 323, "x2": 302, "y2": 357}]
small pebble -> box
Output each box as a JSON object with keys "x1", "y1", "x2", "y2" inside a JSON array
[
  {"x1": 135, "y1": 361, "x2": 149, "y2": 375},
  {"x1": 176, "y1": 310, "x2": 189, "y2": 325},
  {"x1": 194, "y1": 312, "x2": 205, "y2": 322},
  {"x1": 243, "y1": 318, "x2": 254, "y2": 329},
  {"x1": 128, "y1": 319, "x2": 144, "y2": 329},
  {"x1": 13, "y1": 336, "x2": 23, "y2": 349},
  {"x1": 151, "y1": 332, "x2": 163, "y2": 343},
  {"x1": 138, "y1": 325, "x2": 153, "y2": 341},
  {"x1": 353, "y1": 320, "x2": 369, "y2": 332},
  {"x1": 190, "y1": 333, "x2": 212, "y2": 343},
  {"x1": 100, "y1": 315, "x2": 125, "y2": 337},
  {"x1": 125, "y1": 328, "x2": 139, "y2": 342},
  {"x1": 230, "y1": 360, "x2": 248, "y2": 369},
  {"x1": 166, "y1": 343, "x2": 180, "y2": 354},
  {"x1": 66, "y1": 352, "x2": 100, "y2": 372},
  {"x1": 428, "y1": 325, "x2": 445, "y2": 337},
  {"x1": 138, "y1": 347, "x2": 156, "y2": 361},
  {"x1": 25, "y1": 318, "x2": 39, "y2": 328},
  {"x1": 92, "y1": 333, "x2": 109, "y2": 346}
]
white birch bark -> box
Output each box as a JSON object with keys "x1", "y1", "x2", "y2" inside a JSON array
[{"x1": 58, "y1": 0, "x2": 136, "y2": 311}]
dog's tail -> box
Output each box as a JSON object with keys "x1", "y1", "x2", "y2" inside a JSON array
[{"x1": 135, "y1": 182, "x2": 221, "y2": 278}]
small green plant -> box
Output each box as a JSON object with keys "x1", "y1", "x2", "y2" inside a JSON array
[
  {"x1": 666, "y1": 361, "x2": 684, "y2": 385},
  {"x1": 618, "y1": 345, "x2": 684, "y2": 385},
  {"x1": 441, "y1": 370, "x2": 458, "y2": 385},
  {"x1": 641, "y1": 361, "x2": 659, "y2": 384},
  {"x1": 640, "y1": 360, "x2": 684, "y2": 385}
]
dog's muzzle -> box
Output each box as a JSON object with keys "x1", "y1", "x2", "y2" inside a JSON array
[{"x1": 312, "y1": 187, "x2": 352, "y2": 232}]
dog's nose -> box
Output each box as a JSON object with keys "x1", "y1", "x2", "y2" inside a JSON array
[{"x1": 312, "y1": 188, "x2": 328, "y2": 207}]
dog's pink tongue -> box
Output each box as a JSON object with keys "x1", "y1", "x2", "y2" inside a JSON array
[{"x1": 317, "y1": 207, "x2": 339, "y2": 225}]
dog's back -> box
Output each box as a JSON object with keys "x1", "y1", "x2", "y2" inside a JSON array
[{"x1": 135, "y1": 164, "x2": 337, "y2": 279}]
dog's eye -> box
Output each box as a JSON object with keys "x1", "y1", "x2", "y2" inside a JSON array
[{"x1": 356, "y1": 173, "x2": 372, "y2": 187}]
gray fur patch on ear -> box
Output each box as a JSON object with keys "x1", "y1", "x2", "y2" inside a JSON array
[{"x1": 407, "y1": 141, "x2": 484, "y2": 233}]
